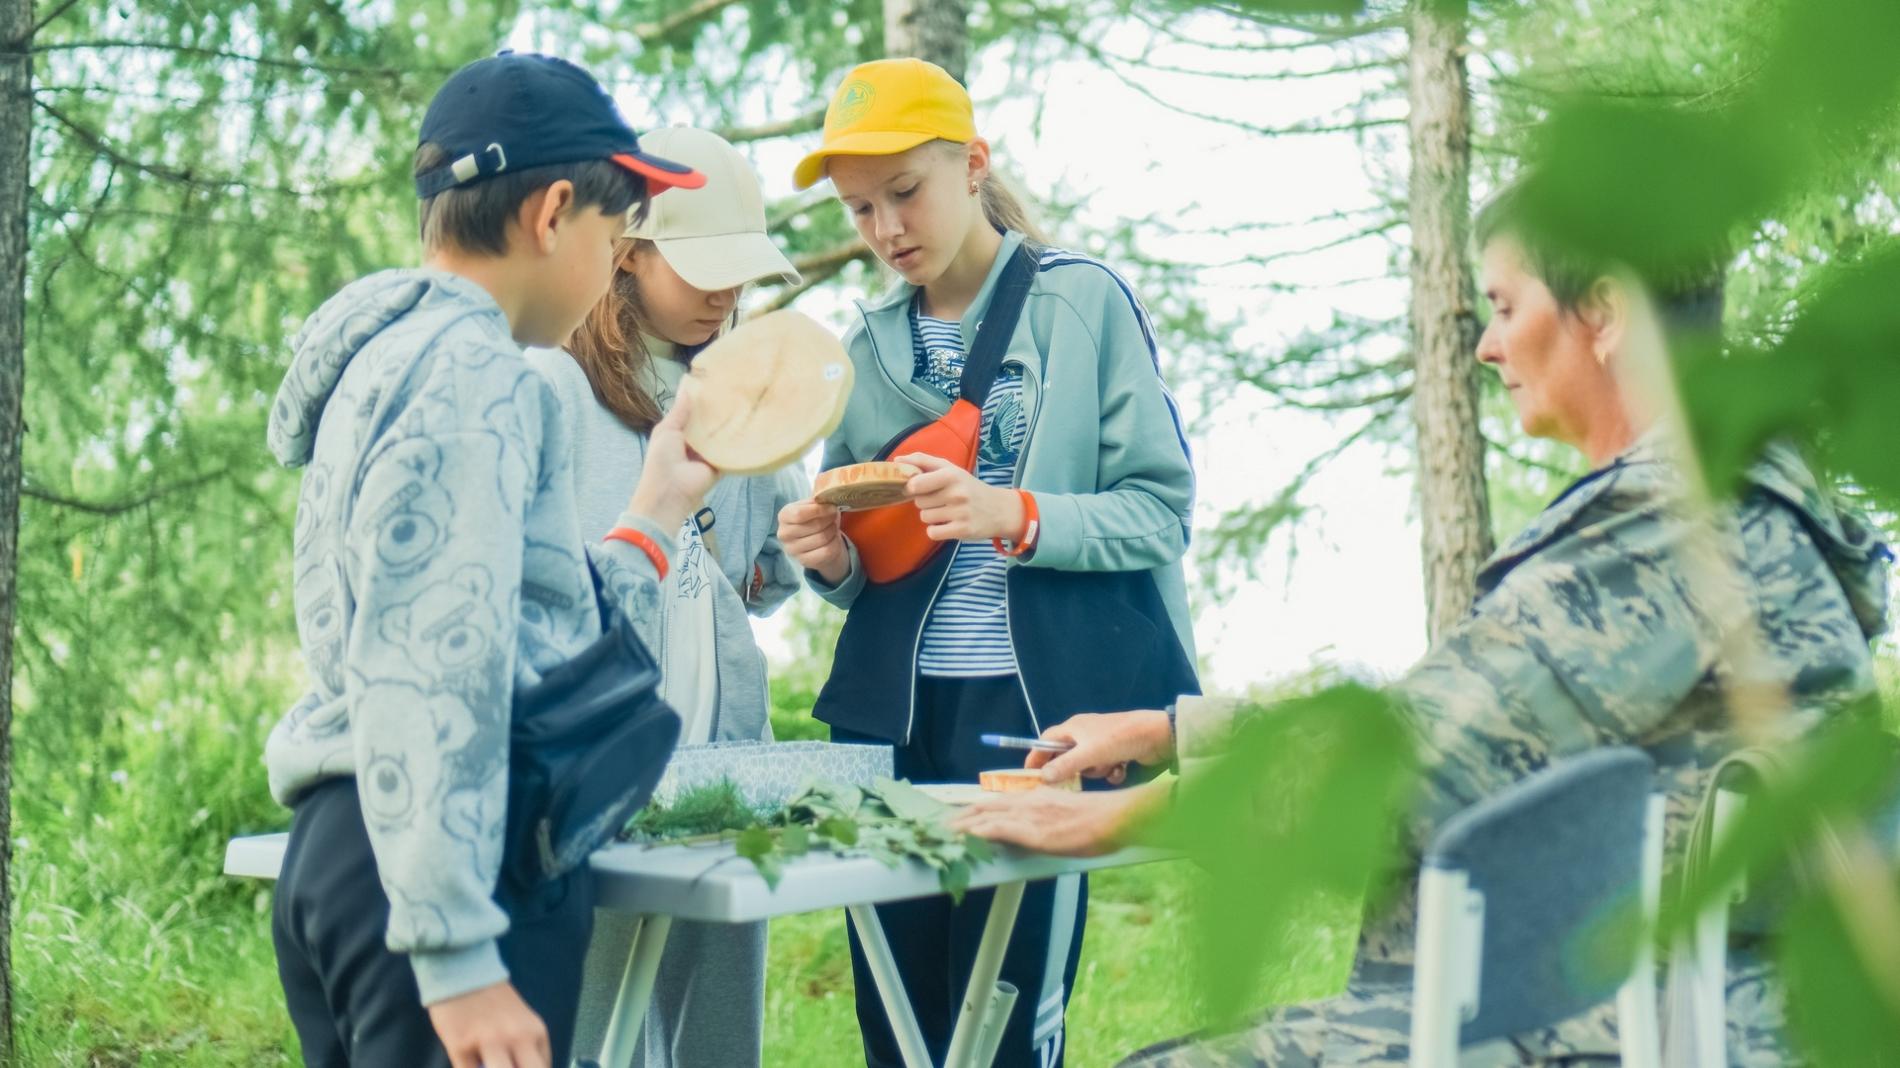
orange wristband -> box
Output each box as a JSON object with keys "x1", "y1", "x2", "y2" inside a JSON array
[
  {"x1": 605, "y1": 526, "x2": 669, "y2": 581},
  {"x1": 993, "y1": 490, "x2": 1039, "y2": 558}
]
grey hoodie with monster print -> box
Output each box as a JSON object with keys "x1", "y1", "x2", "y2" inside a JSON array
[{"x1": 265, "y1": 269, "x2": 675, "y2": 1006}]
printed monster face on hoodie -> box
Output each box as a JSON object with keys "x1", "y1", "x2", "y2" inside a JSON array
[{"x1": 377, "y1": 563, "x2": 508, "y2": 715}]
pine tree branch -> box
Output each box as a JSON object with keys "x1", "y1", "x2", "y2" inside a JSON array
[
  {"x1": 761, "y1": 242, "x2": 877, "y2": 313},
  {"x1": 767, "y1": 190, "x2": 836, "y2": 232},
  {"x1": 1184, "y1": 219, "x2": 1401, "y2": 269},
  {"x1": 35, "y1": 100, "x2": 371, "y2": 198},
  {"x1": 719, "y1": 105, "x2": 827, "y2": 144},
  {"x1": 1129, "y1": 6, "x2": 1400, "y2": 52},
  {"x1": 29, "y1": 38, "x2": 444, "y2": 79},
  {"x1": 28, "y1": 0, "x2": 87, "y2": 38},
  {"x1": 1109, "y1": 52, "x2": 1398, "y2": 82},
  {"x1": 790, "y1": 239, "x2": 874, "y2": 276},
  {"x1": 1040, "y1": 13, "x2": 1399, "y2": 82},
  {"x1": 32, "y1": 197, "x2": 315, "y2": 239},
  {"x1": 1142, "y1": 204, "x2": 1394, "y2": 237},
  {"x1": 632, "y1": 0, "x2": 747, "y2": 40},
  {"x1": 23, "y1": 468, "x2": 234, "y2": 517},
  {"x1": 1196, "y1": 4, "x2": 1392, "y2": 36},
  {"x1": 32, "y1": 3, "x2": 738, "y2": 73},
  {"x1": 1484, "y1": 67, "x2": 1759, "y2": 108},
  {"x1": 1087, "y1": 53, "x2": 1401, "y2": 138}
]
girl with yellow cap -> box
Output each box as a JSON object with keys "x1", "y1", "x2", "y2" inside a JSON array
[
  {"x1": 526, "y1": 125, "x2": 805, "y2": 1068},
  {"x1": 777, "y1": 58, "x2": 1201, "y2": 1068}
]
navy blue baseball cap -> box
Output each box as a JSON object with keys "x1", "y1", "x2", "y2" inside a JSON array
[{"x1": 415, "y1": 51, "x2": 705, "y2": 199}]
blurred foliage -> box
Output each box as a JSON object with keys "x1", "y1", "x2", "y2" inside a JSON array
[{"x1": 1152, "y1": 683, "x2": 1417, "y2": 1024}]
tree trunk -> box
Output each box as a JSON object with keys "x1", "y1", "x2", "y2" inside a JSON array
[
  {"x1": 1406, "y1": 0, "x2": 1492, "y2": 644},
  {"x1": 0, "y1": 0, "x2": 28, "y2": 1058},
  {"x1": 883, "y1": 0, "x2": 969, "y2": 81}
]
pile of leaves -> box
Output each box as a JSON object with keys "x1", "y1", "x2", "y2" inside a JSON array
[{"x1": 623, "y1": 777, "x2": 996, "y2": 903}]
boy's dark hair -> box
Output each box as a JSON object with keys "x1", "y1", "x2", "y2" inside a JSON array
[
  {"x1": 415, "y1": 142, "x2": 648, "y2": 255},
  {"x1": 1475, "y1": 174, "x2": 1728, "y2": 343}
]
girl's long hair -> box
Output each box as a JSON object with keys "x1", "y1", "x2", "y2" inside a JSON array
[
  {"x1": 565, "y1": 237, "x2": 720, "y2": 434},
  {"x1": 978, "y1": 169, "x2": 1050, "y2": 245}
]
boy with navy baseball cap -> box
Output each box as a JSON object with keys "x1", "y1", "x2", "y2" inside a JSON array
[{"x1": 264, "y1": 52, "x2": 713, "y2": 1068}]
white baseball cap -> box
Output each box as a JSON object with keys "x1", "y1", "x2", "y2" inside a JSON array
[{"x1": 625, "y1": 127, "x2": 802, "y2": 291}]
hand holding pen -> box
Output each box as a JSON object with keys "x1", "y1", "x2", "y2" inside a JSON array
[{"x1": 982, "y1": 710, "x2": 1175, "y2": 786}]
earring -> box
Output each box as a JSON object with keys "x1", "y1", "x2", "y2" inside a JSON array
[{"x1": 969, "y1": 180, "x2": 980, "y2": 195}]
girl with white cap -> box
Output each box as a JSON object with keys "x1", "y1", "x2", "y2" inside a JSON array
[{"x1": 524, "y1": 125, "x2": 803, "y2": 1068}]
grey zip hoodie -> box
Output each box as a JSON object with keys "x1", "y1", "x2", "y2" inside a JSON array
[{"x1": 265, "y1": 268, "x2": 675, "y2": 1005}]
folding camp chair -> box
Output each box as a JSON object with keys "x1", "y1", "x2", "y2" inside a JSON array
[
  {"x1": 1410, "y1": 747, "x2": 1666, "y2": 1068},
  {"x1": 1672, "y1": 739, "x2": 1900, "y2": 1068}
]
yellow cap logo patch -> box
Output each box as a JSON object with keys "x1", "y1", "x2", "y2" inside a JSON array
[{"x1": 832, "y1": 80, "x2": 876, "y2": 127}]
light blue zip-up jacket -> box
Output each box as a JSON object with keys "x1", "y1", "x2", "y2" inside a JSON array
[
  {"x1": 265, "y1": 269, "x2": 675, "y2": 1006},
  {"x1": 809, "y1": 230, "x2": 1198, "y2": 662}
]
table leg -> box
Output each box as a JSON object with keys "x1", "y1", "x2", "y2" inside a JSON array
[
  {"x1": 944, "y1": 880, "x2": 1027, "y2": 1068},
  {"x1": 595, "y1": 913, "x2": 673, "y2": 1068},
  {"x1": 846, "y1": 904, "x2": 937, "y2": 1068}
]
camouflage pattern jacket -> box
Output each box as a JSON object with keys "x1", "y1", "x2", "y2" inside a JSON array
[{"x1": 1148, "y1": 434, "x2": 1890, "y2": 1065}]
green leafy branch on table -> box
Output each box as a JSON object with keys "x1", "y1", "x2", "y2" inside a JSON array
[{"x1": 623, "y1": 777, "x2": 997, "y2": 903}]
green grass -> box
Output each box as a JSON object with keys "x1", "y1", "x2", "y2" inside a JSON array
[
  {"x1": 13, "y1": 846, "x2": 297, "y2": 1066},
  {"x1": 10, "y1": 681, "x2": 1355, "y2": 1066},
  {"x1": 15, "y1": 848, "x2": 1354, "y2": 1066}
]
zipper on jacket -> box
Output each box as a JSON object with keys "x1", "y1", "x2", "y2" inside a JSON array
[
  {"x1": 858, "y1": 299, "x2": 953, "y2": 748},
  {"x1": 1002, "y1": 579, "x2": 1043, "y2": 738},
  {"x1": 1004, "y1": 354, "x2": 1046, "y2": 737},
  {"x1": 856, "y1": 301, "x2": 943, "y2": 422},
  {"x1": 901, "y1": 559, "x2": 958, "y2": 747}
]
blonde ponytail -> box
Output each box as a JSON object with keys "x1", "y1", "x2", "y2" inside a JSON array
[
  {"x1": 978, "y1": 169, "x2": 1050, "y2": 245},
  {"x1": 934, "y1": 139, "x2": 1050, "y2": 244}
]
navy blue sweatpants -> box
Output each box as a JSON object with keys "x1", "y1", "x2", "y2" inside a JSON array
[
  {"x1": 271, "y1": 777, "x2": 596, "y2": 1068},
  {"x1": 835, "y1": 675, "x2": 1090, "y2": 1068}
]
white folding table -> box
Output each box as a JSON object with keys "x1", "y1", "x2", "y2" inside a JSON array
[{"x1": 225, "y1": 832, "x2": 1171, "y2": 1068}]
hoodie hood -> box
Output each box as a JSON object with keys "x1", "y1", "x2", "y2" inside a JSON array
[
  {"x1": 1746, "y1": 441, "x2": 1894, "y2": 642},
  {"x1": 268, "y1": 269, "x2": 503, "y2": 467}
]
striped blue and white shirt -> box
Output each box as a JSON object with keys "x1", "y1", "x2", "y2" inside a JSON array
[{"x1": 912, "y1": 298, "x2": 1027, "y2": 677}]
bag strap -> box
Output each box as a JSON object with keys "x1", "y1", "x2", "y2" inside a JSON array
[{"x1": 956, "y1": 241, "x2": 1040, "y2": 408}]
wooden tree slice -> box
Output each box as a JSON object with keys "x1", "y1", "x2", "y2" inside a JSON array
[
  {"x1": 813, "y1": 461, "x2": 920, "y2": 510},
  {"x1": 978, "y1": 768, "x2": 1081, "y2": 793},
  {"x1": 680, "y1": 311, "x2": 853, "y2": 475}
]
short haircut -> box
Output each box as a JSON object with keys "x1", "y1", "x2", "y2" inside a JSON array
[
  {"x1": 1475, "y1": 174, "x2": 1728, "y2": 342},
  {"x1": 415, "y1": 142, "x2": 647, "y2": 256}
]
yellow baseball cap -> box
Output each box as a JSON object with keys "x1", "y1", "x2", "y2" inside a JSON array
[{"x1": 792, "y1": 58, "x2": 977, "y2": 191}]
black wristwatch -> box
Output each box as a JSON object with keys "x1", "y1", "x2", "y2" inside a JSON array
[{"x1": 1165, "y1": 702, "x2": 1179, "y2": 773}]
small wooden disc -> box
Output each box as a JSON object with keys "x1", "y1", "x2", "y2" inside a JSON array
[
  {"x1": 813, "y1": 461, "x2": 920, "y2": 510},
  {"x1": 681, "y1": 311, "x2": 853, "y2": 476},
  {"x1": 978, "y1": 768, "x2": 1080, "y2": 793}
]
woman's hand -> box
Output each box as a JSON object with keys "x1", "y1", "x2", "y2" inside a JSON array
[
  {"x1": 628, "y1": 392, "x2": 718, "y2": 532},
  {"x1": 427, "y1": 980, "x2": 551, "y2": 1068},
  {"x1": 777, "y1": 499, "x2": 850, "y2": 586},
  {"x1": 896, "y1": 453, "x2": 1026, "y2": 543},
  {"x1": 950, "y1": 782, "x2": 1166, "y2": 857},
  {"x1": 1027, "y1": 711, "x2": 1174, "y2": 786}
]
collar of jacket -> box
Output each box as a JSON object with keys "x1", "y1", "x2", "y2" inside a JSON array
[
  {"x1": 1473, "y1": 423, "x2": 1681, "y2": 600},
  {"x1": 853, "y1": 229, "x2": 1029, "y2": 418},
  {"x1": 1470, "y1": 424, "x2": 1892, "y2": 640}
]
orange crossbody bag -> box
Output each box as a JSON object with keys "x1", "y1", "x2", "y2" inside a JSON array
[{"x1": 839, "y1": 243, "x2": 1038, "y2": 584}]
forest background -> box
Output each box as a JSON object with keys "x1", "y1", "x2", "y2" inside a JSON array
[{"x1": 2, "y1": 0, "x2": 1896, "y2": 1063}]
